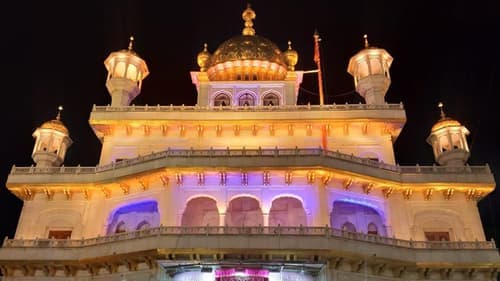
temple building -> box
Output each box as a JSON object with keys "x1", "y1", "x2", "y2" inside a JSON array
[{"x1": 0, "y1": 5, "x2": 499, "y2": 281}]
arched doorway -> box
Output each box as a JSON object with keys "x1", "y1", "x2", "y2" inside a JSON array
[
  {"x1": 269, "y1": 197, "x2": 307, "y2": 226},
  {"x1": 367, "y1": 222, "x2": 378, "y2": 235},
  {"x1": 181, "y1": 197, "x2": 220, "y2": 227},
  {"x1": 226, "y1": 197, "x2": 263, "y2": 226},
  {"x1": 330, "y1": 200, "x2": 386, "y2": 236},
  {"x1": 342, "y1": 222, "x2": 356, "y2": 232},
  {"x1": 106, "y1": 201, "x2": 159, "y2": 235}
]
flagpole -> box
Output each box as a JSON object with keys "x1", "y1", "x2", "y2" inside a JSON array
[
  {"x1": 313, "y1": 30, "x2": 325, "y2": 106},
  {"x1": 313, "y1": 30, "x2": 328, "y2": 150}
]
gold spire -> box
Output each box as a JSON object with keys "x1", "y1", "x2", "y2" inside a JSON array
[
  {"x1": 128, "y1": 36, "x2": 134, "y2": 51},
  {"x1": 287, "y1": 40, "x2": 292, "y2": 50},
  {"x1": 56, "y1": 105, "x2": 63, "y2": 121},
  {"x1": 438, "y1": 102, "x2": 446, "y2": 119},
  {"x1": 363, "y1": 34, "x2": 369, "y2": 48},
  {"x1": 242, "y1": 4, "x2": 256, "y2": 36}
]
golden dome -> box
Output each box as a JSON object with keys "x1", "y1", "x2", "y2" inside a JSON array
[
  {"x1": 40, "y1": 119, "x2": 69, "y2": 135},
  {"x1": 430, "y1": 103, "x2": 463, "y2": 132},
  {"x1": 205, "y1": 5, "x2": 288, "y2": 81},
  {"x1": 38, "y1": 106, "x2": 69, "y2": 135},
  {"x1": 283, "y1": 41, "x2": 298, "y2": 71},
  {"x1": 197, "y1": 43, "x2": 211, "y2": 72},
  {"x1": 207, "y1": 35, "x2": 286, "y2": 69},
  {"x1": 431, "y1": 117, "x2": 462, "y2": 132}
]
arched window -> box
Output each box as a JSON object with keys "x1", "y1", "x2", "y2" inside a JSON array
[
  {"x1": 136, "y1": 220, "x2": 151, "y2": 230},
  {"x1": 269, "y1": 197, "x2": 306, "y2": 227},
  {"x1": 181, "y1": 197, "x2": 220, "y2": 227},
  {"x1": 342, "y1": 222, "x2": 356, "y2": 233},
  {"x1": 367, "y1": 222, "x2": 378, "y2": 235},
  {"x1": 263, "y1": 93, "x2": 279, "y2": 106},
  {"x1": 115, "y1": 221, "x2": 127, "y2": 233},
  {"x1": 106, "y1": 201, "x2": 160, "y2": 235},
  {"x1": 238, "y1": 93, "x2": 255, "y2": 106},
  {"x1": 226, "y1": 197, "x2": 263, "y2": 226},
  {"x1": 214, "y1": 93, "x2": 231, "y2": 106},
  {"x1": 330, "y1": 201, "x2": 386, "y2": 236}
]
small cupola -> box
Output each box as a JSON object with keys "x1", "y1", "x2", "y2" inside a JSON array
[
  {"x1": 347, "y1": 34, "x2": 393, "y2": 105},
  {"x1": 104, "y1": 36, "x2": 149, "y2": 106},
  {"x1": 426, "y1": 102, "x2": 470, "y2": 166},
  {"x1": 32, "y1": 106, "x2": 73, "y2": 167}
]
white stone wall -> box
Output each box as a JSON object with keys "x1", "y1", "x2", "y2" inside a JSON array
[
  {"x1": 13, "y1": 173, "x2": 487, "y2": 242},
  {"x1": 15, "y1": 193, "x2": 87, "y2": 239},
  {"x1": 388, "y1": 192, "x2": 486, "y2": 241}
]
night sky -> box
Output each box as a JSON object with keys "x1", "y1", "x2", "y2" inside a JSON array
[{"x1": 1, "y1": 1, "x2": 499, "y2": 243}]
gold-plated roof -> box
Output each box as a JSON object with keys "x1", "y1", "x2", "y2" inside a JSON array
[
  {"x1": 39, "y1": 106, "x2": 69, "y2": 135},
  {"x1": 430, "y1": 102, "x2": 463, "y2": 132},
  {"x1": 431, "y1": 118, "x2": 462, "y2": 132},
  {"x1": 205, "y1": 5, "x2": 288, "y2": 81},
  {"x1": 208, "y1": 35, "x2": 285, "y2": 67},
  {"x1": 40, "y1": 119, "x2": 69, "y2": 135}
]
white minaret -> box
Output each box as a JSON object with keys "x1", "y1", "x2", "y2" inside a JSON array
[
  {"x1": 347, "y1": 35, "x2": 393, "y2": 105},
  {"x1": 427, "y1": 102, "x2": 470, "y2": 166},
  {"x1": 104, "y1": 36, "x2": 149, "y2": 107},
  {"x1": 32, "y1": 106, "x2": 73, "y2": 167}
]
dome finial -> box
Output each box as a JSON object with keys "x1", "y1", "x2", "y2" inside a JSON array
[
  {"x1": 242, "y1": 3, "x2": 256, "y2": 36},
  {"x1": 438, "y1": 102, "x2": 446, "y2": 119},
  {"x1": 128, "y1": 36, "x2": 134, "y2": 51},
  {"x1": 363, "y1": 34, "x2": 369, "y2": 48},
  {"x1": 56, "y1": 105, "x2": 63, "y2": 121},
  {"x1": 197, "y1": 42, "x2": 211, "y2": 72},
  {"x1": 284, "y1": 40, "x2": 298, "y2": 71}
]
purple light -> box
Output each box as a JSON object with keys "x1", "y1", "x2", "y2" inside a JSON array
[
  {"x1": 215, "y1": 268, "x2": 268, "y2": 278},
  {"x1": 107, "y1": 200, "x2": 158, "y2": 234}
]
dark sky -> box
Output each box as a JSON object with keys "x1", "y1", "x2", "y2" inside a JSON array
[{"x1": 1, "y1": 1, "x2": 499, "y2": 242}]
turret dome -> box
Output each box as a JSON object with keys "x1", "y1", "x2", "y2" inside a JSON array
[{"x1": 40, "y1": 119, "x2": 69, "y2": 135}]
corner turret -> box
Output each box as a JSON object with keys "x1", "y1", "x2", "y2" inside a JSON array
[
  {"x1": 32, "y1": 106, "x2": 72, "y2": 167},
  {"x1": 347, "y1": 34, "x2": 393, "y2": 105},
  {"x1": 104, "y1": 36, "x2": 149, "y2": 107},
  {"x1": 427, "y1": 102, "x2": 470, "y2": 166}
]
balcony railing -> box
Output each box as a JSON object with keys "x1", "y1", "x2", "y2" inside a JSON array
[
  {"x1": 3, "y1": 226, "x2": 495, "y2": 250},
  {"x1": 92, "y1": 103, "x2": 404, "y2": 113},
  {"x1": 10, "y1": 148, "x2": 491, "y2": 176}
]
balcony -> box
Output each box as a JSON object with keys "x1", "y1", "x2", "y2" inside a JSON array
[
  {"x1": 8, "y1": 148, "x2": 494, "y2": 187},
  {"x1": 1, "y1": 226, "x2": 498, "y2": 267},
  {"x1": 92, "y1": 103, "x2": 405, "y2": 113}
]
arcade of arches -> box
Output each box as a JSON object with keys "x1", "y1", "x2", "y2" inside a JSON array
[
  {"x1": 180, "y1": 196, "x2": 386, "y2": 235},
  {"x1": 105, "y1": 198, "x2": 387, "y2": 236}
]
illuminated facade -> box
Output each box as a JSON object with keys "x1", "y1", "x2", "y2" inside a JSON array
[{"x1": 1, "y1": 5, "x2": 499, "y2": 281}]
